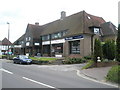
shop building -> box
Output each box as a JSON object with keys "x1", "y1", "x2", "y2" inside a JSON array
[
  {"x1": 40, "y1": 11, "x2": 117, "y2": 57},
  {"x1": 13, "y1": 11, "x2": 117, "y2": 57}
]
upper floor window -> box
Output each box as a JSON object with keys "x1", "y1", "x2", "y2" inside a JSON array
[
  {"x1": 94, "y1": 28, "x2": 100, "y2": 35},
  {"x1": 28, "y1": 37, "x2": 31, "y2": 41},
  {"x1": 42, "y1": 30, "x2": 68, "y2": 40},
  {"x1": 42, "y1": 35, "x2": 50, "y2": 41},
  {"x1": 51, "y1": 30, "x2": 67, "y2": 39},
  {"x1": 62, "y1": 30, "x2": 67, "y2": 36},
  {"x1": 26, "y1": 37, "x2": 31, "y2": 41},
  {"x1": 26, "y1": 37, "x2": 27, "y2": 41},
  {"x1": 51, "y1": 32, "x2": 62, "y2": 39}
]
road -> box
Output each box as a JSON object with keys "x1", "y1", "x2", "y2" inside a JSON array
[{"x1": 0, "y1": 59, "x2": 119, "y2": 90}]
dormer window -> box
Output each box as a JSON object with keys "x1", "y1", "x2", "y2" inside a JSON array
[
  {"x1": 94, "y1": 28, "x2": 100, "y2": 35},
  {"x1": 87, "y1": 16, "x2": 91, "y2": 19}
]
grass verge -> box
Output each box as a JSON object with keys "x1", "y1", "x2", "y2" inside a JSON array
[
  {"x1": 30, "y1": 57, "x2": 57, "y2": 61},
  {"x1": 106, "y1": 65, "x2": 120, "y2": 84},
  {"x1": 82, "y1": 60, "x2": 94, "y2": 69}
]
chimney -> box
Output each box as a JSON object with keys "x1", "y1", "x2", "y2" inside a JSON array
[
  {"x1": 61, "y1": 11, "x2": 66, "y2": 20},
  {"x1": 35, "y1": 22, "x2": 39, "y2": 25}
]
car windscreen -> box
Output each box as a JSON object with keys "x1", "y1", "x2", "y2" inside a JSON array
[{"x1": 19, "y1": 55, "x2": 29, "y2": 59}]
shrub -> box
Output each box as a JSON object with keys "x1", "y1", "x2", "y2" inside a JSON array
[
  {"x1": 9, "y1": 55, "x2": 17, "y2": 60},
  {"x1": 63, "y1": 58, "x2": 86, "y2": 64},
  {"x1": 116, "y1": 24, "x2": 120, "y2": 62},
  {"x1": 84, "y1": 56, "x2": 92, "y2": 60},
  {"x1": 82, "y1": 60, "x2": 95, "y2": 69},
  {"x1": 2, "y1": 55, "x2": 7, "y2": 59},
  {"x1": 94, "y1": 39, "x2": 103, "y2": 63},
  {"x1": 102, "y1": 40, "x2": 116, "y2": 60},
  {"x1": 106, "y1": 65, "x2": 120, "y2": 84}
]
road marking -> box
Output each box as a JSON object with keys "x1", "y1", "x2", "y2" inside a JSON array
[
  {"x1": 22, "y1": 77, "x2": 58, "y2": 89},
  {"x1": 0, "y1": 68, "x2": 13, "y2": 74},
  {"x1": 76, "y1": 70, "x2": 118, "y2": 88}
]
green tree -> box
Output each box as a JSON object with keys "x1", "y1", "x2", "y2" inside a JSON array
[
  {"x1": 103, "y1": 40, "x2": 116, "y2": 60},
  {"x1": 116, "y1": 24, "x2": 120, "y2": 62},
  {"x1": 94, "y1": 39, "x2": 102, "y2": 63}
]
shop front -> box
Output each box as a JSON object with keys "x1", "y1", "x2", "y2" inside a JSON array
[
  {"x1": 42, "y1": 39, "x2": 65, "y2": 57},
  {"x1": 64, "y1": 35, "x2": 84, "y2": 58}
]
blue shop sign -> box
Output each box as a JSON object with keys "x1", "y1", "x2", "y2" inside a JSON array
[{"x1": 65, "y1": 35, "x2": 83, "y2": 40}]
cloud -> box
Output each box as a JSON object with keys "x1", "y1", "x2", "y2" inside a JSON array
[{"x1": 0, "y1": 0, "x2": 119, "y2": 42}]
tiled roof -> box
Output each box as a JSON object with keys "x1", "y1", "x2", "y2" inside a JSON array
[
  {"x1": 41, "y1": 11, "x2": 106, "y2": 36},
  {"x1": 25, "y1": 24, "x2": 43, "y2": 39},
  {"x1": 100, "y1": 22, "x2": 118, "y2": 36},
  {"x1": 13, "y1": 34, "x2": 25, "y2": 45},
  {"x1": 1, "y1": 38, "x2": 12, "y2": 45}
]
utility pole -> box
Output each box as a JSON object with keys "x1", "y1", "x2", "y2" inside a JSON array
[{"x1": 7, "y1": 22, "x2": 10, "y2": 60}]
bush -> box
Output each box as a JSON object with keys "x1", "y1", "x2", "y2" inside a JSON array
[
  {"x1": 63, "y1": 58, "x2": 86, "y2": 64},
  {"x1": 82, "y1": 60, "x2": 95, "y2": 69},
  {"x1": 94, "y1": 39, "x2": 103, "y2": 63},
  {"x1": 9, "y1": 55, "x2": 17, "y2": 60},
  {"x1": 102, "y1": 40, "x2": 116, "y2": 60},
  {"x1": 84, "y1": 56, "x2": 92, "y2": 60},
  {"x1": 116, "y1": 24, "x2": 120, "y2": 62},
  {"x1": 2, "y1": 55, "x2": 7, "y2": 59},
  {"x1": 106, "y1": 65, "x2": 120, "y2": 84}
]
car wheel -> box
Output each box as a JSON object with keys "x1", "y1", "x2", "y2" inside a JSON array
[
  {"x1": 20, "y1": 61, "x2": 22, "y2": 64},
  {"x1": 27, "y1": 62, "x2": 30, "y2": 65}
]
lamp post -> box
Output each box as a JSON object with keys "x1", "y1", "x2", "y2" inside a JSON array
[{"x1": 7, "y1": 22, "x2": 10, "y2": 59}]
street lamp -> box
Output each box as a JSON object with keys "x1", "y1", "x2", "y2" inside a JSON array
[{"x1": 7, "y1": 22, "x2": 10, "y2": 59}]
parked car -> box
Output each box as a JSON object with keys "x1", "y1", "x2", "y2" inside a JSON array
[{"x1": 13, "y1": 55, "x2": 32, "y2": 64}]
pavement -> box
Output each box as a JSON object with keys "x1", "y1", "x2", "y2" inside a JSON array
[{"x1": 80, "y1": 66, "x2": 112, "y2": 81}]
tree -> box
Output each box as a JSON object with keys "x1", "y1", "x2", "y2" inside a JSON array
[
  {"x1": 94, "y1": 39, "x2": 102, "y2": 63},
  {"x1": 116, "y1": 24, "x2": 120, "y2": 62},
  {"x1": 103, "y1": 40, "x2": 116, "y2": 60}
]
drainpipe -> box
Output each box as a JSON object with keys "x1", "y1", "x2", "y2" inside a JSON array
[
  {"x1": 50, "y1": 34, "x2": 52, "y2": 57},
  {"x1": 91, "y1": 34, "x2": 94, "y2": 56},
  {"x1": 40, "y1": 36, "x2": 43, "y2": 56}
]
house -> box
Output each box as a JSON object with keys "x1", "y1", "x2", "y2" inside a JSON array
[
  {"x1": 13, "y1": 34, "x2": 25, "y2": 55},
  {"x1": 13, "y1": 23, "x2": 43, "y2": 56},
  {"x1": 13, "y1": 10, "x2": 117, "y2": 57},
  {"x1": 0, "y1": 38, "x2": 12, "y2": 55},
  {"x1": 23, "y1": 23, "x2": 43, "y2": 56}
]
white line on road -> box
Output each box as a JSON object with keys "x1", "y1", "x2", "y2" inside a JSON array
[
  {"x1": 76, "y1": 70, "x2": 118, "y2": 88},
  {"x1": 0, "y1": 68, "x2": 13, "y2": 74},
  {"x1": 22, "y1": 77, "x2": 58, "y2": 89}
]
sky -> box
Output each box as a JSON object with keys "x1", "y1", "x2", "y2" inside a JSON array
[{"x1": 0, "y1": 0, "x2": 119, "y2": 43}]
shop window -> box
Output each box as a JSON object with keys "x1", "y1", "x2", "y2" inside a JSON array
[
  {"x1": 69, "y1": 40, "x2": 80, "y2": 54},
  {"x1": 53, "y1": 44, "x2": 63, "y2": 54},
  {"x1": 43, "y1": 45, "x2": 50, "y2": 54}
]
